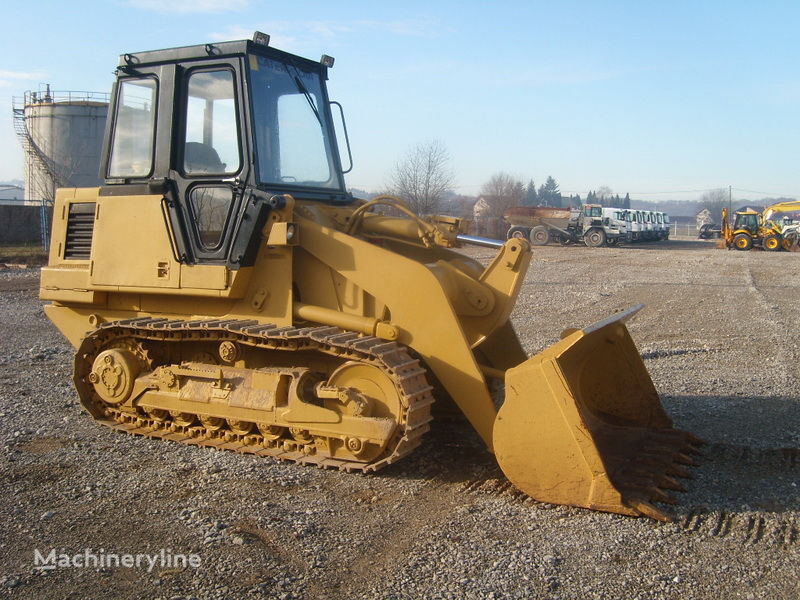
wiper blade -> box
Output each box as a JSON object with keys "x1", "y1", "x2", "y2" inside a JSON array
[
  {"x1": 294, "y1": 76, "x2": 322, "y2": 126},
  {"x1": 284, "y1": 61, "x2": 322, "y2": 126}
]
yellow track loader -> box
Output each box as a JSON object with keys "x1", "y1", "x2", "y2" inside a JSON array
[{"x1": 40, "y1": 33, "x2": 701, "y2": 520}]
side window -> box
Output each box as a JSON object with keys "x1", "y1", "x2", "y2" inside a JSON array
[
  {"x1": 189, "y1": 187, "x2": 234, "y2": 249},
  {"x1": 108, "y1": 78, "x2": 157, "y2": 177},
  {"x1": 184, "y1": 70, "x2": 240, "y2": 175}
]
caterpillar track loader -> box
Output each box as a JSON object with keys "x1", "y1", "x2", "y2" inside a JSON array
[{"x1": 40, "y1": 34, "x2": 701, "y2": 520}]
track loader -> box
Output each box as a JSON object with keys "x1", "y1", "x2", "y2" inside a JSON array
[{"x1": 40, "y1": 34, "x2": 701, "y2": 520}]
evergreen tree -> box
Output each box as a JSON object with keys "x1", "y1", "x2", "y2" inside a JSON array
[
  {"x1": 537, "y1": 183, "x2": 547, "y2": 205},
  {"x1": 539, "y1": 176, "x2": 561, "y2": 207},
  {"x1": 623, "y1": 193, "x2": 631, "y2": 209},
  {"x1": 524, "y1": 180, "x2": 537, "y2": 206}
]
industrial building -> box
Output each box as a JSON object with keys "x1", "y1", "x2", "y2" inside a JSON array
[{"x1": 12, "y1": 85, "x2": 109, "y2": 205}]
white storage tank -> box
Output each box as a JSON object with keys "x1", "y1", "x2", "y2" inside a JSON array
[{"x1": 18, "y1": 86, "x2": 109, "y2": 203}]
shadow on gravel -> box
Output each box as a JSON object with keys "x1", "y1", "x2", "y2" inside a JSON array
[
  {"x1": 380, "y1": 397, "x2": 800, "y2": 523},
  {"x1": 616, "y1": 239, "x2": 718, "y2": 251},
  {"x1": 666, "y1": 394, "x2": 800, "y2": 515}
]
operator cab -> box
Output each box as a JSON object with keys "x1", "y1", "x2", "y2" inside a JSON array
[
  {"x1": 583, "y1": 205, "x2": 602, "y2": 218},
  {"x1": 733, "y1": 210, "x2": 759, "y2": 234},
  {"x1": 100, "y1": 32, "x2": 350, "y2": 267}
]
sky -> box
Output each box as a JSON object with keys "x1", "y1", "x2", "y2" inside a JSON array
[{"x1": 2, "y1": 0, "x2": 799, "y2": 201}]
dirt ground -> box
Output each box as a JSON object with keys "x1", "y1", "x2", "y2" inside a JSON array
[{"x1": 0, "y1": 237, "x2": 798, "y2": 599}]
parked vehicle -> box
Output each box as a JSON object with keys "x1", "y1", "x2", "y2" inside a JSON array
[
  {"x1": 505, "y1": 204, "x2": 626, "y2": 247},
  {"x1": 721, "y1": 201, "x2": 800, "y2": 250}
]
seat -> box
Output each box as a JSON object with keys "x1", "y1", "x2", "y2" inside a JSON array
[{"x1": 184, "y1": 142, "x2": 225, "y2": 174}]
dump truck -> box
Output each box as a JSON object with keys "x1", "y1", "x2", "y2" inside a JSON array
[
  {"x1": 721, "y1": 200, "x2": 800, "y2": 250},
  {"x1": 505, "y1": 204, "x2": 627, "y2": 247},
  {"x1": 39, "y1": 33, "x2": 701, "y2": 520}
]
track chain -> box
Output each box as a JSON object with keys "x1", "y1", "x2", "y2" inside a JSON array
[{"x1": 75, "y1": 317, "x2": 434, "y2": 473}]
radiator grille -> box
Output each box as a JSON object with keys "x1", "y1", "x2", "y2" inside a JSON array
[{"x1": 64, "y1": 202, "x2": 96, "y2": 260}]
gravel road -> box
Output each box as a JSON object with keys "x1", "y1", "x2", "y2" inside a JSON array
[{"x1": 1, "y1": 238, "x2": 798, "y2": 599}]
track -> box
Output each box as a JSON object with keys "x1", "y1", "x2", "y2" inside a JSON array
[
  {"x1": 75, "y1": 317, "x2": 435, "y2": 473},
  {"x1": 680, "y1": 509, "x2": 799, "y2": 546}
]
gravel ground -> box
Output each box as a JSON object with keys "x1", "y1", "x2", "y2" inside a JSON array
[{"x1": 1, "y1": 237, "x2": 798, "y2": 600}]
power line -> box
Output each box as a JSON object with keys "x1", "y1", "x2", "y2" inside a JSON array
[{"x1": 732, "y1": 187, "x2": 799, "y2": 198}]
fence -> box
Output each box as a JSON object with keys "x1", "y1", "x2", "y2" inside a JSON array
[
  {"x1": 670, "y1": 222, "x2": 703, "y2": 238},
  {"x1": 0, "y1": 201, "x2": 53, "y2": 248}
]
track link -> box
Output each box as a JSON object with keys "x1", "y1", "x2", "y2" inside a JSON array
[{"x1": 74, "y1": 318, "x2": 435, "y2": 473}]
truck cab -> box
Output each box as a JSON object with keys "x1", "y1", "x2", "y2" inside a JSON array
[{"x1": 601, "y1": 207, "x2": 628, "y2": 244}]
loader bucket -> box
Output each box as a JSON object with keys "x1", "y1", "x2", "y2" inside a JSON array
[{"x1": 493, "y1": 305, "x2": 702, "y2": 520}]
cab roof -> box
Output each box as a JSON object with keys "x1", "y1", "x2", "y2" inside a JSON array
[{"x1": 117, "y1": 39, "x2": 326, "y2": 75}]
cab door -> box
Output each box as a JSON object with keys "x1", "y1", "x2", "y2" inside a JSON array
[{"x1": 169, "y1": 60, "x2": 249, "y2": 266}]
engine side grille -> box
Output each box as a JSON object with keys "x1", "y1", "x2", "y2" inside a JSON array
[{"x1": 64, "y1": 202, "x2": 96, "y2": 260}]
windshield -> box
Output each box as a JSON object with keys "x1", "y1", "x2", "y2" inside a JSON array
[
  {"x1": 248, "y1": 54, "x2": 343, "y2": 190},
  {"x1": 735, "y1": 213, "x2": 759, "y2": 230},
  {"x1": 585, "y1": 206, "x2": 602, "y2": 217}
]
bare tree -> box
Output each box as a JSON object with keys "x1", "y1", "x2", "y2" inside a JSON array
[
  {"x1": 596, "y1": 185, "x2": 613, "y2": 201},
  {"x1": 700, "y1": 188, "x2": 729, "y2": 222},
  {"x1": 479, "y1": 172, "x2": 525, "y2": 217},
  {"x1": 389, "y1": 140, "x2": 454, "y2": 215}
]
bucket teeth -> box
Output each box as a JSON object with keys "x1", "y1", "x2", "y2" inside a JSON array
[
  {"x1": 658, "y1": 476, "x2": 687, "y2": 492},
  {"x1": 648, "y1": 487, "x2": 678, "y2": 505},
  {"x1": 684, "y1": 432, "x2": 707, "y2": 446},
  {"x1": 608, "y1": 426, "x2": 702, "y2": 515},
  {"x1": 618, "y1": 477, "x2": 679, "y2": 506},
  {"x1": 624, "y1": 498, "x2": 671, "y2": 522},
  {"x1": 666, "y1": 464, "x2": 693, "y2": 479}
]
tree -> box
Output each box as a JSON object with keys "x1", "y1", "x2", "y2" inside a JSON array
[
  {"x1": 479, "y1": 172, "x2": 525, "y2": 217},
  {"x1": 596, "y1": 185, "x2": 613, "y2": 207},
  {"x1": 700, "y1": 188, "x2": 729, "y2": 222},
  {"x1": 524, "y1": 179, "x2": 537, "y2": 206},
  {"x1": 389, "y1": 140, "x2": 454, "y2": 215},
  {"x1": 623, "y1": 193, "x2": 631, "y2": 209},
  {"x1": 538, "y1": 176, "x2": 562, "y2": 207}
]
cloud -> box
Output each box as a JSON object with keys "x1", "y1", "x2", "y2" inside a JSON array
[
  {"x1": 0, "y1": 69, "x2": 47, "y2": 88},
  {"x1": 128, "y1": 0, "x2": 251, "y2": 14}
]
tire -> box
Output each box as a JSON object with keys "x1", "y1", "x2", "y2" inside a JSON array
[
  {"x1": 530, "y1": 226, "x2": 549, "y2": 246},
  {"x1": 732, "y1": 233, "x2": 752, "y2": 251},
  {"x1": 607, "y1": 237, "x2": 618, "y2": 246},
  {"x1": 507, "y1": 226, "x2": 529, "y2": 240},
  {"x1": 584, "y1": 228, "x2": 606, "y2": 247},
  {"x1": 763, "y1": 235, "x2": 781, "y2": 251}
]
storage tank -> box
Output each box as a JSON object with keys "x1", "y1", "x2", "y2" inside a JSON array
[{"x1": 16, "y1": 86, "x2": 109, "y2": 203}]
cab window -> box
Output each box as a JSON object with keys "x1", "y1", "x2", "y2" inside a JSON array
[
  {"x1": 108, "y1": 77, "x2": 158, "y2": 177},
  {"x1": 183, "y1": 69, "x2": 241, "y2": 175}
]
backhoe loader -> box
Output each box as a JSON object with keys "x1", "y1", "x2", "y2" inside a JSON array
[
  {"x1": 40, "y1": 34, "x2": 701, "y2": 520},
  {"x1": 721, "y1": 201, "x2": 800, "y2": 251}
]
